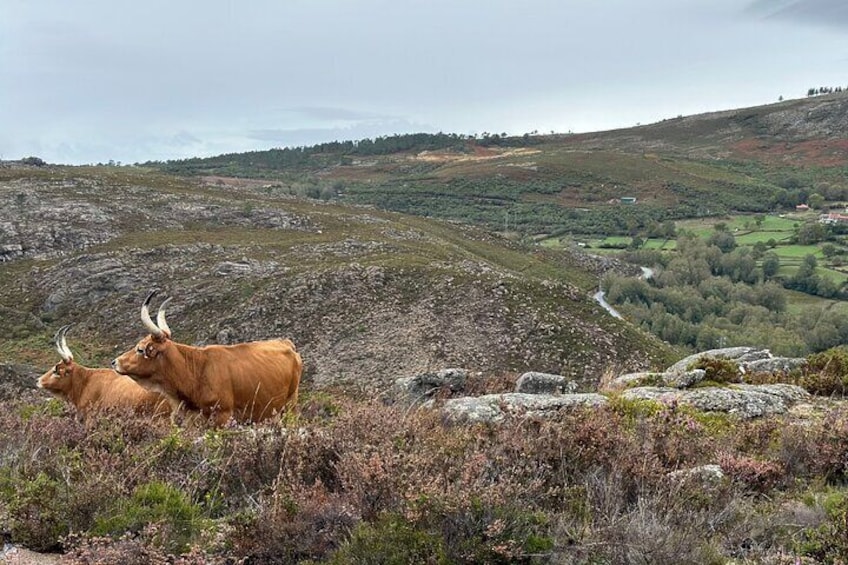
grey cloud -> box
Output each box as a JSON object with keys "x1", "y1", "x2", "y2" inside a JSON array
[
  {"x1": 3, "y1": 1, "x2": 848, "y2": 164},
  {"x1": 747, "y1": 0, "x2": 848, "y2": 27}
]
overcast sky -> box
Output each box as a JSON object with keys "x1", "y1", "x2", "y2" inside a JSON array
[{"x1": 2, "y1": 0, "x2": 847, "y2": 165}]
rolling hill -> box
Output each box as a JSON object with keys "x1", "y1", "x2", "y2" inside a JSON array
[
  {"x1": 148, "y1": 91, "x2": 848, "y2": 238},
  {"x1": 0, "y1": 164, "x2": 672, "y2": 393},
  {"x1": 6, "y1": 94, "x2": 848, "y2": 564}
]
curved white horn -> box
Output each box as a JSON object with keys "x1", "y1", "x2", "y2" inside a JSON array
[
  {"x1": 156, "y1": 297, "x2": 173, "y2": 338},
  {"x1": 54, "y1": 324, "x2": 74, "y2": 362},
  {"x1": 141, "y1": 290, "x2": 164, "y2": 337}
]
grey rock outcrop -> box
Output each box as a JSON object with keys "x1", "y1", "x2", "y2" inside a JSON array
[
  {"x1": 743, "y1": 357, "x2": 807, "y2": 375},
  {"x1": 666, "y1": 347, "x2": 757, "y2": 375},
  {"x1": 620, "y1": 383, "x2": 810, "y2": 419},
  {"x1": 666, "y1": 347, "x2": 804, "y2": 377},
  {"x1": 515, "y1": 371, "x2": 578, "y2": 394},
  {"x1": 390, "y1": 368, "x2": 468, "y2": 405},
  {"x1": 443, "y1": 392, "x2": 607, "y2": 424},
  {"x1": 611, "y1": 347, "x2": 805, "y2": 394},
  {"x1": 611, "y1": 370, "x2": 706, "y2": 390},
  {"x1": 664, "y1": 369, "x2": 708, "y2": 389}
]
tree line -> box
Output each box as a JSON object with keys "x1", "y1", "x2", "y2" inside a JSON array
[
  {"x1": 603, "y1": 233, "x2": 848, "y2": 356},
  {"x1": 807, "y1": 86, "x2": 846, "y2": 96}
]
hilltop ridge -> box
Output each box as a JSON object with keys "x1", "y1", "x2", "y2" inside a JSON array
[{"x1": 145, "y1": 92, "x2": 848, "y2": 238}]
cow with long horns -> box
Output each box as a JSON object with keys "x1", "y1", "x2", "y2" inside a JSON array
[
  {"x1": 38, "y1": 325, "x2": 173, "y2": 419},
  {"x1": 112, "y1": 290, "x2": 302, "y2": 425}
]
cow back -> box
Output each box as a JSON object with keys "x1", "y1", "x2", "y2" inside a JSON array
[{"x1": 200, "y1": 338, "x2": 302, "y2": 422}]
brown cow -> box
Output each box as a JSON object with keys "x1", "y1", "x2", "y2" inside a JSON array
[
  {"x1": 111, "y1": 291, "x2": 302, "y2": 426},
  {"x1": 38, "y1": 325, "x2": 173, "y2": 419}
]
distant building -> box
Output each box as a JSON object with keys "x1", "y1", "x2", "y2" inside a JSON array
[
  {"x1": 819, "y1": 212, "x2": 848, "y2": 225},
  {"x1": 796, "y1": 203, "x2": 810, "y2": 211}
]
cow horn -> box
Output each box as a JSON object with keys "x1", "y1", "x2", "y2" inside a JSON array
[
  {"x1": 54, "y1": 324, "x2": 74, "y2": 362},
  {"x1": 141, "y1": 289, "x2": 165, "y2": 337},
  {"x1": 156, "y1": 297, "x2": 173, "y2": 338}
]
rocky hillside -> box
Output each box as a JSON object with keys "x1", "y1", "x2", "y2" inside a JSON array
[
  {"x1": 0, "y1": 164, "x2": 674, "y2": 393},
  {"x1": 566, "y1": 90, "x2": 848, "y2": 163}
]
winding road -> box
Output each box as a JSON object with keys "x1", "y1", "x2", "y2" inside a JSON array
[{"x1": 593, "y1": 266, "x2": 654, "y2": 319}]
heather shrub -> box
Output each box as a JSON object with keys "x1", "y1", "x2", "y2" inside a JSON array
[
  {"x1": 62, "y1": 527, "x2": 235, "y2": 565},
  {"x1": 728, "y1": 417, "x2": 781, "y2": 456},
  {"x1": 795, "y1": 488, "x2": 848, "y2": 563},
  {"x1": 803, "y1": 347, "x2": 848, "y2": 396},
  {"x1": 4, "y1": 384, "x2": 848, "y2": 561},
  {"x1": 607, "y1": 395, "x2": 665, "y2": 421},
  {"x1": 742, "y1": 369, "x2": 803, "y2": 386},
  {"x1": 776, "y1": 408, "x2": 848, "y2": 482},
  {"x1": 689, "y1": 357, "x2": 741, "y2": 384},
  {"x1": 0, "y1": 411, "x2": 129, "y2": 551},
  {"x1": 328, "y1": 512, "x2": 449, "y2": 565},
  {"x1": 642, "y1": 399, "x2": 720, "y2": 468},
  {"x1": 63, "y1": 531, "x2": 177, "y2": 565},
  {"x1": 426, "y1": 502, "x2": 554, "y2": 563},
  {"x1": 0, "y1": 470, "x2": 67, "y2": 551},
  {"x1": 554, "y1": 468, "x2": 736, "y2": 565},
  {"x1": 718, "y1": 453, "x2": 785, "y2": 493},
  {"x1": 93, "y1": 480, "x2": 207, "y2": 554},
  {"x1": 230, "y1": 480, "x2": 356, "y2": 563}
]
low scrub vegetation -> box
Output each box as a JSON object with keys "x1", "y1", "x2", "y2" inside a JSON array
[{"x1": 4, "y1": 385, "x2": 848, "y2": 563}]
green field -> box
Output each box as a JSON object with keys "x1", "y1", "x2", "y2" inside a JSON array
[
  {"x1": 772, "y1": 245, "x2": 825, "y2": 261},
  {"x1": 734, "y1": 231, "x2": 793, "y2": 245},
  {"x1": 675, "y1": 215, "x2": 800, "y2": 240},
  {"x1": 779, "y1": 265, "x2": 848, "y2": 284}
]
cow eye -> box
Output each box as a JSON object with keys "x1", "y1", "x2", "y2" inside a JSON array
[
  {"x1": 52, "y1": 368, "x2": 58, "y2": 375},
  {"x1": 136, "y1": 348, "x2": 144, "y2": 356}
]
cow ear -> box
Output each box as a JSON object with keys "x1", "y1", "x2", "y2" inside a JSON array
[{"x1": 145, "y1": 343, "x2": 159, "y2": 358}]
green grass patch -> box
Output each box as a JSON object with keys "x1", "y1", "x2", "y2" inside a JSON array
[{"x1": 784, "y1": 288, "x2": 841, "y2": 315}]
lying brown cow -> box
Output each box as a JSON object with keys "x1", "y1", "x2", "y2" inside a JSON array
[
  {"x1": 38, "y1": 325, "x2": 173, "y2": 419},
  {"x1": 112, "y1": 291, "x2": 302, "y2": 426}
]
